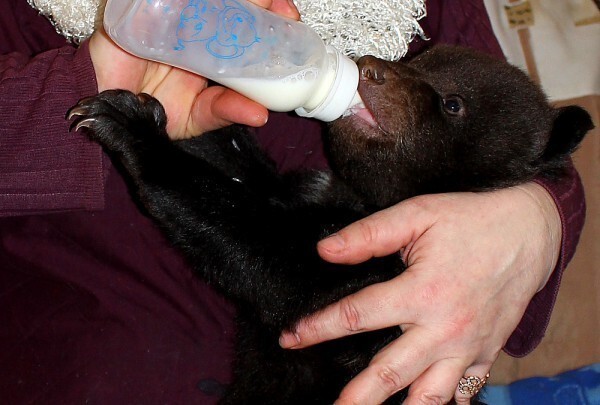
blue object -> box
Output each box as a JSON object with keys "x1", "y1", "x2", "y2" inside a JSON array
[{"x1": 482, "y1": 363, "x2": 600, "y2": 404}]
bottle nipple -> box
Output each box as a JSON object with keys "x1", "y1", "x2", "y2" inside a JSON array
[{"x1": 295, "y1": 47, "x2": 360, "y2": 122}]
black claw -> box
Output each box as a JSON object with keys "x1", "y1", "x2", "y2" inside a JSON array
[
  {"x1": 66, "y1": 105, "x2": 89, "y2": 121},
  {"x1": 67, "y1": 104, "x2": 95, "y2": 132},
  {"x1": 72, "y1": 117, "x2": 98, "y2": 132}
]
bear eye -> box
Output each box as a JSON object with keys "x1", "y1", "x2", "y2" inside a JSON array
[{"x1": 442, "y1": 95, "x2": 465, "y2": 116}]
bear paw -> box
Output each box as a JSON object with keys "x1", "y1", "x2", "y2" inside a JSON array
[{"x1": 67, "y1": 90, "x2": 167, "y2": 153}]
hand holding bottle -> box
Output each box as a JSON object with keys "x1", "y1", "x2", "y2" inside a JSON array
[
  {"x1": 101, "y1": 0, "x2": 360, "y2": 122},
  {"x1": 89, "y1": 0, "x2": 300, "y2": 139}
]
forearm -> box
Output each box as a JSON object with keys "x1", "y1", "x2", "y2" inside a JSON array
[
  {"x1": 0, "y1": 41, "x2": 105, "y2": 216},
  {"x1": 504, "y1": 161, "x2": 585, "y2": 356}
]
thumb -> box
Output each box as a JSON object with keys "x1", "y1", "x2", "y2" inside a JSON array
[{"x1": 317, "y1": 198, "x2": 436, "y2": 264}]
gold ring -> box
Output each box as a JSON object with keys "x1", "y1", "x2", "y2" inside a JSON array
[{"x1": 458, "y1": 373, "x2": 490, "y2": 396}]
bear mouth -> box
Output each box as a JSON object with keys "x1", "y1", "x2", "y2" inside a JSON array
[
  {"x1": 342, "y1": 90, "x2": 395, "y2": 139},
  {"x1": 344, "y1": 88, "x2": 379, "y2": 129},
  {"x1": 347, "y1": 103, "x2": 378, "y2": 128}
]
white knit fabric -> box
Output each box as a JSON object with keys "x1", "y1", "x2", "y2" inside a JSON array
[
  {"x1": 28, "y1": 0, "x2": 426, "y2": 59},
  {"x1": 27, "y1": 0, "x2": 101, "y2": 43},
  {"x1": 295, "y1": 0, "x2": 426, "y2": 60}
]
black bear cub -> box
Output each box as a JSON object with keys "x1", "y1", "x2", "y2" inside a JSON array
[{"x1": 69, "y1": 45, "x2": 593, "y2": 404}]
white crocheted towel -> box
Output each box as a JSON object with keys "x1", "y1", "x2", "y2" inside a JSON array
[
  {"x1": 28, "y1": 0, "x2": 101, "y2": 43},
  {"x1": 28, "y1": 0, "x2": 426, "y2": 60},
  {"x1": 295, "y1": 0, "x2": 425, "y2": 60}
]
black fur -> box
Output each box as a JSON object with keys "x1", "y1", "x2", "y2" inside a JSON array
[{"x1": 68, "y1": 45, "x2": 593, "y2": 404}]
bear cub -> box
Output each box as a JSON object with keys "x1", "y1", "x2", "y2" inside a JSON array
[{"x1": 69, "y1": 45, "x2": 593, "y2": 404}]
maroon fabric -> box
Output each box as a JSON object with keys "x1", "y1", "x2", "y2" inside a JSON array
[
  {"x1": 0, "y1": 168, "x2": 237, "y2": 403},
  {"x1": 0, "y1": 2, "x2": 104, "y2": 215},
  {"x1": 408, "y1": 0, "x2": 505, "y2": 58},
  {"x1": 507, "y1": 166, "x2": 586, "y2": 356},
  {"x1": 0, "y1": 0, "x2": 586, "y2": 403}
]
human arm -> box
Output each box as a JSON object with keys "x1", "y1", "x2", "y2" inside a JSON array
[
  {"x1": 0, "y1": 41, "x2": 104, "y2": 215},
  {"x1": 279, "y1": 168, "x2": 585, "y2": 404}
]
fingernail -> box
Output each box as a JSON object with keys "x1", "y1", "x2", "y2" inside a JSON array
[
  {"x1": 319, "y1": 233, "x2": 346, "y2": 253},
  {"x1": 259, "y1": 111, "x2": 268, "y2": 125},
  {"x1": 279, "y1": 332, "x2": 301, "y2": 348}
]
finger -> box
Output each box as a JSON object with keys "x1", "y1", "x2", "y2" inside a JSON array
[
  {"x1": 403, "y1": 358, "x2": 466, "y2": 405},
  {"x1": 280, "y1": 273, "x2": 417, "y2": 348},
  {"x1": 208, "y1": 87, "x2": 270, "y2": 127},
  {"x1": 269, "y1": 0, "x2": 300, "y2": 20},
  {"x1": 186, "y1": 86, "x2": 269, "y2": 136},
  {"x1": 246, "y1": 0, "x2": 273, "y2": 8},
  {"x1": 247, "y1": 0, "x2": 300, "y2": 20},
  {"x1": 455, "y1": 363, "x2": 493, "y2": 405},
  {"x1": 317, "y1": 198, "x2": 436, "y2": 264},
  {"x1": 335, "y1": 329, "x2": 438, "y2": 405}
]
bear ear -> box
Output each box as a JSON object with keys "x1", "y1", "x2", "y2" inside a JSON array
[{"x1": 542, "y1": 105, "x2": 594, "y2": 160}]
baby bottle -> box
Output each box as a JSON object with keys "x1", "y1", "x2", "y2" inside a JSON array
[{"x1": 103, "y1": 0, "x2": 362, "y2": 122}]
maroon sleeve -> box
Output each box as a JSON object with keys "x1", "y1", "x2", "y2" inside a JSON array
[
  {"x1": 0, "y1": 0, "x2": 105, "y2": 216},
  {"x1": 504, "y1": 163, "x2": 586, "y2": 356},
  {"x1": 0, "y1": 41, "x2": 104, "y2": 215}
]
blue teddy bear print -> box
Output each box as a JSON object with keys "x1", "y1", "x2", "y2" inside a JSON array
[{"x1": 175, "y1": 0, "x2": 259, "y2": 59}]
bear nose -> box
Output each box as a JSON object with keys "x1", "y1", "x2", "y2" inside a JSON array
[{"x1": 357, "y1": 55, "x2": 387, "y2": 84}]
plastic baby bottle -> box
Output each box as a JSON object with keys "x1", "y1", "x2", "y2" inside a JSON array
[{"x1": 103, "y1": 0, "x2": 362, "y2": 122}]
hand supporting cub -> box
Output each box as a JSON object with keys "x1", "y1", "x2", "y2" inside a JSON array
[{"x1": 281, "y1": 183, "x2": 561, "y2": 404}]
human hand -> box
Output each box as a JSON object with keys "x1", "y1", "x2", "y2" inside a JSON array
[
  {"x1": 88, "y1": 0, "x2": 300, "y2": 139},
  {"x1": 279, "y1": 182, "x2": 561, "y2": 404}
]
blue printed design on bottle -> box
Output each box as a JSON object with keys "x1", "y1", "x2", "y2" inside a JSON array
[{"x1": 175, "y1": 0, "x2": 259, "y2": 59}]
